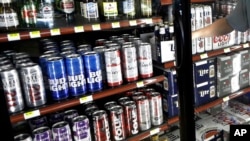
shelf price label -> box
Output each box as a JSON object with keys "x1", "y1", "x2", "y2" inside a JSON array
[
  {"x1": 112, "y1": 22, "x2": 120, "y2": 28},
  {"x1": 24, "y1": 110, "x2": 40, "y2": 120},
  {"x1": 150, "y1": 128, "x2": 160, "y2": 135},
  {"x1": 92, "y1": 24, "x2": 101, "y2": 31},
  {"x1": 50, "y1": 28, "x2": 60, "y2": 36},
  {"x1": 143, "y1": 18, "x2": 153, "y2": 24},
  {"x1": 129, "y1": 20, "x2": 137, "y2": 26},
  {"x1": 223, "y1": 48, "x2": 230, "y2": 53},
  {"x1": 200, "y1": 53, "x2": 208, "y2": 59},
  {"x1": 80, "y1": 95, "x2": 93, "y2": 104},
  {"x1": 7, "y1": 33, "x2": 20, "y2": 41},
  {"x1": 223, "y1": 96, "x2": 230, "y2": 102},
  {"x1": 74, "y1": 26, "x2": 84, "y2": 33},
  {"x1": 136, "y1": 81, "x2": 144, "y2": 88},
  {"x1": 243, "y1": 43, "x2": 249, "y2": 48},
  {"x1": 29, "y1": 31, "x2": 41, "y2": 38}
]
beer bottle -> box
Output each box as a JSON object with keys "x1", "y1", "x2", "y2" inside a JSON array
[
  {"x1": 36, "y1": 0, "x2": 54, "y2": 28},
  {"x1": 140, "y1": 0, "x2": 152, "y2": 17},
  {"x1": 21, "y1": 0, "x2": 37, "y2": 27},
  {"x1": 80, "y1": 0, "x2": 99, "y2": 21},
  {"x1": 121, "y1": 0, "x2": 136, "y2": 19},
  {"x1": 55, "y1": 0, "x2": 75, "y2": 21},
  {"x1": 100, "y1": 0, "x2": 118, "y2": 21}
]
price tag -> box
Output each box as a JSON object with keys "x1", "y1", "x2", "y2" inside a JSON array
[
  {"x1": 29, "y1": 31, "x2": 41, "y2": 38},
  {"x1": 50, "y1": 28, "x2": 60, "y2": 36},
  {"x1": 129, "y1": 20, "x2": 137, "y2": 26},
  {"x1": 74, "y1": 26, "x2": 84, "y2": 33},
  {"x1": 7, "y1": 33, "x2": 20, "y2": 41},
  {"x1": 223, "y1": 96, "x2": 230, "y2": 102},
  {"x1": 80, "y1": 95, "x2": 93, "y2": 104},
  {"x1": 223, "y1": 48, "x2": 230, "y2": 53},
  {"x1": 243, "y1": 43, "x2": 249, "y2": 48},
  {"x1": 150, "y1": 128, "x2": 160, "y2": 135},
  {"x1": 136, "y1": 81, "x2": 144, "y2": 88},
  {"x1": 173, "y1": 61, "x2": 176, "y2": 66},
  {"x1": 24, "y1": 110, "x2": 40, "y2": 120},
  {"x1": 143, "y1": 18, "x2": 153, "y2": 24},
  {"x1": 112, "y1": 22, "x2": 120, "y2": 28},
  {"x1": 200, "y1": 53, "x2": 208, "y2": 59},
  {"x1": 92, "y1": 24, "x2": 101, "y2": 31}
]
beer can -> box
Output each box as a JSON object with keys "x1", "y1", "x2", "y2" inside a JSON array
[
  {"x1": 108, "y1": 105, "x2": 126, "y2": 141},
  {"x1": 92, "y1": 110, "x2": 111, "y2": 141},
  {"x1": 61, "y1": 46, "x2": 76, "y2": 53},
  {"x1": 60, "y1": 40, "x2": 75, "y2": 47},
  {"x1": 60, "y1": 50, "x2": 76, "y2": 57},
  {"x1": 93, "y1": 46, "x2": 107, "y2": 84},
  {"x1": 43, "y1": 45, "x2": 59, "y2": 52},
  {"x1": 12, "y1": 52, "x2": 30, "y2": 64},
  {"x1": 143, "y1": 87, "x2": 156, "y2": 97},
  {"x1": 20, "y1": 62, "x2": 46, "y2": 107},
  {"x1": 137, "y1": 43, "x2": 153, "y2": 78},
  {"x1": 85, "y1": 106, "x2": 99, "y2": 118},
  {"x1": 28, "y1": 116, "x2": 48, "y2": 130},
  {"x1": 0, "y1": 67, "x2": 24, "y2": 113},
  {"x1": 52, "y1": 121, "x2": 72, "y2": 141},
  {"x1": 118, "y1": 96, "x2": 130, "y2": 105},
  {"x1": 136, "y1": 95, "x2": 151, "y2": 131},
  {"x1": 32, "y1": 126, "x2": 53, "y2": 141},
  {"x1": 114, "y1": 37, "x2": 125, "y2": 46},
  {"x1": 123, "y1": 100, "x2": 139, "y2": 136},
  {"x1": 43, "y1": 50, "x2": 60, "y2": 56},
  {"x1": 46, "y1": 56, "x2": 69, "y2": 101},
  {"x1": 195, "y1": 5, "x2": 205, "y2": 53},
  {"x1": 110, "y1": 36, "x2": 119, "y2": 42},
  {"x1": 72, "y1": 115, "x2": 92, "y2": 141},
  {"x1": 95, "y1": 39, "x2": 107, "y2": 46},
  {"x1": 0, "y1": 59, "x2": 12, "y2": 66},
  {"x1": 121, "y1": 34, "x2": 130, "y2": 42},
  {"x1": 104, "y1": 101, "x2": 117, "y2": 110},
  {"x1": 148, "y1": 92, "x2": 163, "y2": 126},
  {"x1": 14, "y1": 133, "x2": 32, "y2": 141},
  {"x1": 104, "y1": 48, "x2": 123, "y2": 87},
  {"x1": 83, "y1": 51, "x2": 103, "y2": 93},
  {"x1": 122, "y1": 45, "x2": 138, "y2": 82},
  {"x1": 77, "y1": 44, "x2": 92, "y2": 52},
  {"x1": 131, "y1": 91, "x2": 144, "y2": 101},
  {"x1": 191, "y1": 5, "x2": 197, "y2": 55},
  {"x1": 65, "y1": 54, "x2": 87, "y2": 96},
  {"x1": 3, "y1": 50, "x2": 16, "y2": 59},
  {"x1": 64, "y1": 109, "x2": 79, "y2": 125},
  {"x1": 83, "y1": 101, "x2": 98, "y2": 110},
  {"x1": 15, "y1": 58, "x2": 33, "y2": 70},
  {"x1": 48, "y1": 112, "x2": 65, "y2": 126},
  {"x1": 0, "y1": 64, "x2": 13, "y2": 72}
]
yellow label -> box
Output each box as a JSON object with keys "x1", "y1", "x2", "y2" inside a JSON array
[
  {"x1": 223, "y1": 48, "x2": 230, "y2": 53},
  {"x1": 243, "y1": 43, "x2": 249, "y2": 48},
  {"x1": 24, "y1": 110, "x2": 40, "y2": 119},
  {"x1": 7, "y1": 33, "x2": 20, "y2": 41},
  {"x1": 50, "y1": 28, "x2": 60, "y2": 36},
  {"x1": 136, "y1": 81, "x2": 144, "y2": 88},
  {"x1": 80, "y1": 95, "x2": 93, "y2": 104},
  {"x1": 112, "y1": 22, "x2": 120, "y2": 28},
  {"x1": 103, "y1": 2, "x2": 118, "y2": 16},
  {"x1": 129, "y1": 20, "x2": 137, "y2": 26},
  {"x1": 30, "y1": 31, "x2": 41, "y2": 38},
  {"x1": 144, "y1": 18, "x2": 153, "y2": 24},
  {"x1": 200, "y1": 53, "x2": 208, "y2": 59},
  {"x1": 150, "y1": 128, "x2": 160, "y2": 135},
  {"x1": 74, "y1": 26, "x2": 84, "y2": 33},
  {"x1": 92, "y1": 24, "x2": 101, "y2": 31},
  {"x1": 223, "y1": 96, "x2": 230, "y2": 102}
]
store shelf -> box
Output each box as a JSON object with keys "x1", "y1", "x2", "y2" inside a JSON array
[
  {"x1": 10, "y1": 75, "x2": 165, "y2": 124},
  {"x1": 161, "y1": 0, "x2": 215, "y2": 5},
  {"x1": 0, "y1": 16, "x2": 162, "y2": 43},
  {"x1": 162, "y1": 42, "x2": 250, "y2": 69}
]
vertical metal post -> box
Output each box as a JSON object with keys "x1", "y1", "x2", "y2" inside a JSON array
[{"x1": 173, "y1": 0, "x2": 196, "y2": 141}]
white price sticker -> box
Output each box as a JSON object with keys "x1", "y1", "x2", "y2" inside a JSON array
[
  {"x1": 200, "y1": 53, "x2": 208, "y2": 59},
  {"x1": 29, "y1": 31, "x2": 41, "y2": 38},
  {"x1": 223, "y1": 48, "x2": 230, "y2": 53},
  {"x1": 7, "y1": 33, "x2": 20, "y2": 41},
  {"x1": 243, "y1": 43, "x2": 249, "y2": 48},
  {"x1": 24, "y1": 110, "x2": 40, "y2": 120},
  {"x1": 74, "y1": 26, "x2": 84, "y2": 33},
  {"x1": 92, "y1": 24, "x2": 101, "y2": 31},
  {"x1": 136, "y1": 81, "x2": 144, "y2": 88},
  {"x1": 80, "y1": 95, "x2": 93, "y2": 104},
  {"x1": 129, "y1": 20, "x2": 137, "y2": 26},
  {"x1": 143, "y1": 18, "x2": 153, "y2": 24},
  {"x1": 112, "y1": 22, "x2": 120, "y2": 28},
  {"x1": 150, "y1": 128, "x2": 160, "y2": 135},
  {"x1": 223, "y1": 96, "x2": 230, "y2": 102},
  {"x1": 50, "y1": 28, "x2": 60, "y2": 36}
]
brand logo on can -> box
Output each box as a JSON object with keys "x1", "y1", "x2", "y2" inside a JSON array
[
  {"x1": 49, "y1": 78, "x2": 68, "y2": 91},
  {"x1": 131, "y1": 108, "x2": 138, "y2": 134},
  {"x1": 68, "y1": 74, "x2": 86, "y2": 87},
  {"x1": 86, "y1": 70, "x2": 102, "y2": 84}
]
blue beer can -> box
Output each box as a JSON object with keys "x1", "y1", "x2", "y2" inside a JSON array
[
  {"x1": 46, "y1": 56, "x2": 69, "y2": 101},
  {"x1": 65, "y1": 54, "x2": 87, "y2": 96},
  {"x1": 83, "y1": 51, "x2": 103, "y2": 93},
  {"x1": 93, "y1": 46, "x2": 107, "y2": 84}
]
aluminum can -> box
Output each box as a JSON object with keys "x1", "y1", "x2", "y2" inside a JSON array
[
  {"x1": 95, "y1": 39, "x2": 107, "y2": 46},
  {"x1": 46, "y1": 56, "x2": 69, "y2": 101},
  {"x1": 110, "y1": 36, "x2": 119, "y2": 42},
  {"x1": 104, "y1": 101, "x2": 117, "y2": 110},
  {"x1": 20, "y1": 62, "x2": 46, "y2": 107},
  {"x1": 72, "y1": 115, "x2": 92, "y2": 141},
  {"x1": 118, "y1": 96, "x2": 130, "y2": 105},
  {"x1": 148, "y1": 92, "x2": 163, "y2": 126},
  {"x1": 104, "y1": 41, "x2": 113, "y2": 47},
  {"x1": 64, "y1": 109, "x2": 79, "y2": 125},
  {"x1": 60, "y1": 40, "x2": 75, "y2": 47},
  {"x1": 52, "y1": 121, "x2": 72, "y2": 141},
  {"x1": 60, "y1": 50, "x2": 76, "y2": 57},
  {"x1": 122, "y1": 45, "x2": 138, "y2": 82},
  {"x1": 131, "y1": 91, "x2": 144, "y2": 101},
  {"x1": 83, "y1": 101, "x2": 98, "y2": 109},
  {"x1": 65, "y1": 54, "x2": 87, "y2": 96},
  {"x1": 136, "y1": 95, "x2": 151, "y2": 131},
  {"x1": 15, "y1": 58, "x2": 33, "y2": 69},
  {"x1": 43, "y1": 45, "x2": 59, "y2": 52},
  {"x1": 195, "y1": 5, "x2": 205, "y2": 53},
  {"x1": 93, "y1": 46, "x2": 107, "y2": 84},
  {"x1": 48, "y1": 112, "x2": 65, "y2": 126},
  {"x1": 0, "y1": 64, "x2": 13, "y2": 72},
  {"x1": 77, "y1": 44, "x2": 92, "y2": 52},
  {"x1": 43, "y1": 50, "x2": 60, "y2": 56},
  {"x1": 85, "y1": 106, "x2": 99, "y2": 118},
  {"x1": 143, "y1": 87, "x2": 155, "y2": 97},
  {"x1": 92, "y1": 110, "x2": 111, "y2": 141},
  {"x1": 32, "y1": 126, "x2": 53, "y2": 141},
  {"x1": 191, "y1": 5, "x2": 197, "y2": 55},
  {"x1": 0, "y1": 59, "x2": 12, "y2": 66},
  {"x1": 61, "y1": 47, "x2": 76, "y2": 53},
  {"x1": 0, "y1": 67, "x2": 24, "y2": 113},
  {"x1": 123, "y1": 100, "x2": 139, "y2": 136},
  {"x1": 14, "y1": 133, "x2": 32, "y2": 141},
  {"x1": 121, "y1": 34, "x2": 130, "y2": 42},
  {"x1": 137, "y1": 43, "x2": 153, "y2": 78},
  {"x1": 108, "y1": 105, "x2": 126, "y2": 141},
  {"x1": 12, "y1": 52, "x2": 30, "y2": 63},
  {"x1": 114, "y1": 37, "x2": 125, "y2": 46},
  {"x1": 83, "y1": 51, "x2": 103, "y2": 92},
  {"x1": 3, "y1": 50, "x2": 16, "y2": 59},
  {"x1": 28, "y1": 116, "x2": 48, "y2": 130},
  {"x1": 104, "y1": 48, "x2": 123, "y2": 87}
]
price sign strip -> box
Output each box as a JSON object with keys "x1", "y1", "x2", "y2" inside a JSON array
[
  {"x1": 24, "y1": 110, "x2": 40, "y2": 120},
  {"x1": 79, "y1": 95, "x2": 93, "y2": 104},
  {"x1": 7, "y1": 33, "x2": 20, "y2": 41}
]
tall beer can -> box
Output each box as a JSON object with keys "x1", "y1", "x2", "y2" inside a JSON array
[
  {"x1": 137, "y1": 43, "x2": 153, "y2": 78},
  {"x1": 65, "y1": 54, "x2": 87, "y2": 97},
  {"x1": 32, "y1": 126, "x2": 53, "y2": 141},
  {"x1": 191, "y1": 5, "x2": 197, "y2": 54},
  {"x1": 14, "y1": 133, "x2": 32, "y2": 141},
  {"x1": 72, "y1": 115, "x2": 92, "y2": 141},
  {"x1": 20, "y1": 62, "x2": 46, "y2": 108},
  {"x1": 195, "y1": 5, "x2": 205, "y2": 53},
  {"x1": 52, "y1": 121, "x2": 72, "y2": 141},
  {"x1": 204, "y1": 5, "x2": 213, "y2": 51},
  {"x1": 148, "y1": 92, "x2": 163, "y2": 126},
  {"x1": 0, "y1": 67, "x2": 24, "y2": 113},
  {"x1": 46, "y1": 56, "x2": 69, "y2": 101}
]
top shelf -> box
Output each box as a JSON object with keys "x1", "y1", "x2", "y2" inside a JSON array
[
  {"x1": 161, "y1": 0, "x2": 215, "y2": 5},
  {"x1": 0, "y1": 16, "x2": 162, "y2": 43}
]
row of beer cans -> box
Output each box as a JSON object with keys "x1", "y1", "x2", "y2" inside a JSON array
[{"x1": 13, "y1": 87, "x2": 164, "y2": 141}]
